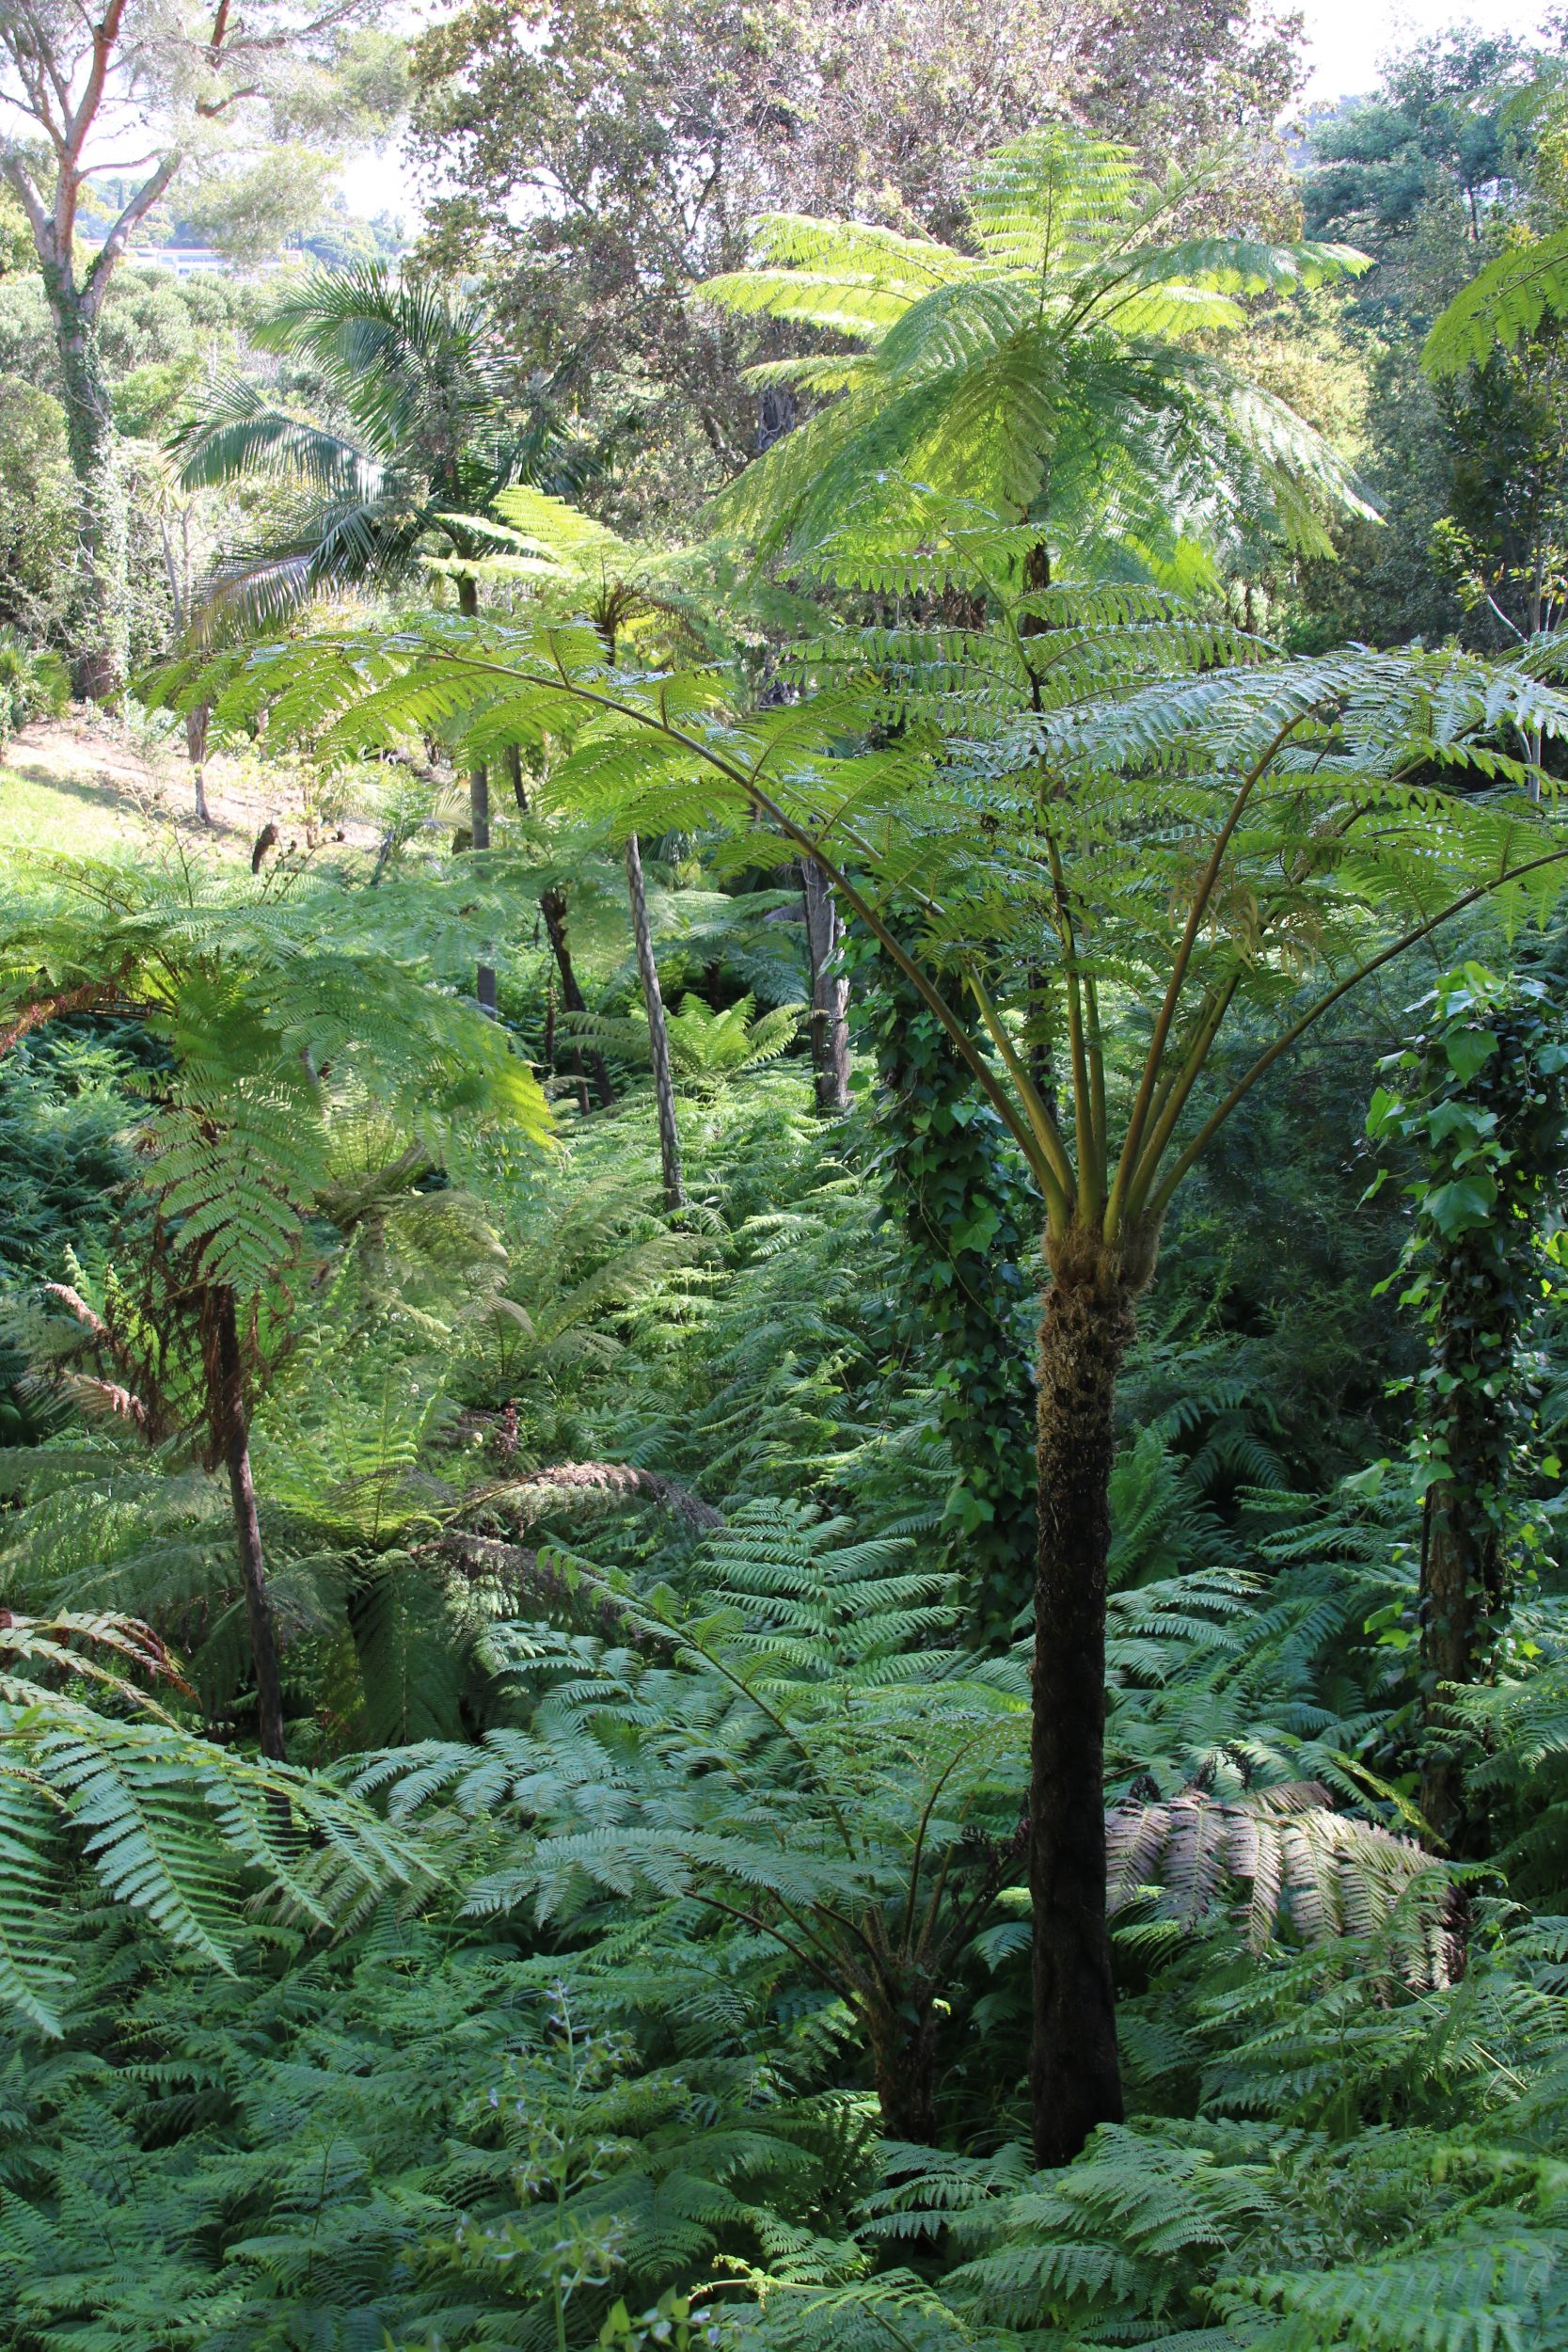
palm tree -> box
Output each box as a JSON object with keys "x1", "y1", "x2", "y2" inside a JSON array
[
  {"x1": 175, "y1": 264, "x2": 589, "y2": 1012},
  {"x1": 700, "y1": 127, "x2": 1375, "y2": 581}
]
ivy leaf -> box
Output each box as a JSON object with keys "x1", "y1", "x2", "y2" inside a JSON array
[
  {"x1": 1444, "y1": 1028, "x2": 1498, "y2": 1084},
  {"x1": 1424, "y1": 1174, "x2": 1497, "y2": 1235},
  {"x1": 1426, "y1": 1100, "x2": 1495, "y2": 1147}
]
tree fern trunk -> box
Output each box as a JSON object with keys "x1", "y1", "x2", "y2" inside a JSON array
[
  {"x1": 802, "y1": 859, "x2": 850, "y2": 1114},
  {"x1": 625, "y1": 831, "x2": 685, "y2": 1210},
  {"x1": 540, "y1": 888, "x2": 615, "y2": 1109},
  {"x1": 866, "y1": 1994, "x2": 938, "y2": 2143},
  {"x1": 1030, "y1": 1228, "x2": 1134, "y2": 2166},
  {"x1": 214, "y1": 1291, "x2": 287, "y2": 1763}
]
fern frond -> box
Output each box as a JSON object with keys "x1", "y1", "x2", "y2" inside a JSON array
[{"x1": 1424, "y1": 228, "x2": 1568, "y2": 378}]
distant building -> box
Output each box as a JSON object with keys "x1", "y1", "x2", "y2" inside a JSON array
[{"x1": 128, "y1": 246, "x2": 287, "y2": 278}]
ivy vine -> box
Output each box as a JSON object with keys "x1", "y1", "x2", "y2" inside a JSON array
[
  {"x1": 1368, "y1": 962, "x2": 1568, "y2": 1843},
  {"x1": 860, "y1": 956, "x2": 1039, "y2": 1642}
]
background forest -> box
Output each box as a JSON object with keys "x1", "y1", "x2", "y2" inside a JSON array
[{"x1": 5, "y1": 2, "x2": 1568, "y2": 2347}]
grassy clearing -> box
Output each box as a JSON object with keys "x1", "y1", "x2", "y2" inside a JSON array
[
  {"x1": 0, "y1": 748, "x2": 158, "y2": 862},
  {"x1": 0, "y1": 722, "x2": 386, "y2": 878}
]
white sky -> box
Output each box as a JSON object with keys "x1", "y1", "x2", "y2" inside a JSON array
[
  {"x1": 337, "y1": 0, "x2": 1558, "y2": 226},
  {"x1": 1300, "y1": 0, "x2": 1550, "y2": 98}
]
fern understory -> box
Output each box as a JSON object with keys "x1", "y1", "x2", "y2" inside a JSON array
[
  {"x1": 6, "y1": 119, "x2": 1568, "y2": 2352},
  {"x1": 4, "y1": 999, "x2": 1568, "y2": 2352}
]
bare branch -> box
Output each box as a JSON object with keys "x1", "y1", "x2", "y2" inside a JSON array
[{"x1": 84, "y1": 149, "x2": 182, "y2": 313}]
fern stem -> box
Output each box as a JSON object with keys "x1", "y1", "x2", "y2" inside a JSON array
[
  {"x1": 1106, "y1": 715, "x2": 1304, "y2": 1239},
  {"x1": 1147, "y1": 839, "x2": 1568, "y2": 1222}
]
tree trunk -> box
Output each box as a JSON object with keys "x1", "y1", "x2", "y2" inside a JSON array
[
  {"x1": 541, "y1": 887, "x2": 615, "y2": 1109},
  {"x1": 1418, "y1": 1494, "x2": 1472, "y2": 1853},
  {"x1": 625, "y1": 831, "x2": 685, "y2": 1210},
  {"x1": 186, "y1": 702, "x2": 212, "y2": 826},
  {"x1": 468, "y1": 760, "x2": 498, "y2": 1017},
  {"x1": 214, "y1": 1290, "x2": 287, "y2": 1762},
  {"x1": 51, "y1": 284, "x2": 126, "y2": 703},
  {"x1": 454, "y1": 575, "x2": 498, "y2": 1015},
  {"x1": 802, "y1": 859, "x2": 850, "y2": 1114},
  {"x1": 865, "y1": 1994, "x2": 938, "y2": 2144},
  {"x1": 1418, "y1": 1483, "x2": 1498, "y2": 1857},
  {"x1": 1030, "y1": 1228, "x2": 1137, "y2": 2167}
]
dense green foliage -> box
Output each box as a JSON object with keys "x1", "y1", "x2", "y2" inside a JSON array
[{"x1": 7, "y1": 10, "x2": 1568, "y2": 2348}]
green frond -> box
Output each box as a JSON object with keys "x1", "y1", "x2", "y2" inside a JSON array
[
  {"x1": 1423, "y1": 227, "x2": 1568, "y2": 378},
  {"x1": 1218, "y1": 2230, "x2": 1568, "y2": 2349}
]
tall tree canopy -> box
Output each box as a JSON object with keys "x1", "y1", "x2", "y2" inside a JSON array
[{"x1": 408, "y1": 0, "x2": 1303, "y2": 524}]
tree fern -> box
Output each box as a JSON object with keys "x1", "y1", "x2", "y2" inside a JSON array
[
  {"x1": 159, "y1": 423, "x2": 1568, "y2": 2165},
  {"x1": 355, "y1": 1500, "x2": 1030, "y2": 2137},
  {"x1": 567, "y1": 995, "x2": 805, "y2": 1092},
  {"x1": 699, "y1": 125, "x2": 1372, "y2": 576},
  {"x1": 1, "y1": 859, "x2": 553, "y2": 1756},
  {"x1": 0, "y1": 1611, "x2": 431, "y2": 2034}
]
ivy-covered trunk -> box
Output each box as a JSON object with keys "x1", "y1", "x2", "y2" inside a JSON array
[
  {"x1": 51, "y1": 287, "x2": 127, "y2": 703},
  {"x1": 1029, "y1": 1226, "x2": 1143, "y2": 2167},
  {"x1": 869, "y1": 963, "x2": 1037, "y2": 1638},
  {"x1": 1370, "y1": 971, "x2": 1568, "y2": 1859}
]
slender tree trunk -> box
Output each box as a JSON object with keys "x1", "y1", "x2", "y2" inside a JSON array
[
  {"x1": 506, "y1": 743, "x2": 528, "y2": 812},
  {"x1": 625, "y1": 830, "x2": 685, "y2": 1210},
  {"x1": 1030, "y1": 1228, "x2": 1139, "y2": 2167},
  {"x1": 468, "y1": 763, "x2": 499, "y2": 1017},
  {"x1": 454, "y1": 574, "x2": 498, "y2": 1014},
  {"x1": 186, "y1": 702, "x2": 212, "y2": 826},
  {"x1": 213, "y1": 1290, "x2": 287, "y2": 1762},
  {"x1": 541, "y1": 888, "x2": 615, "y2": 1109},
  {"x1": 802, "y1": 859, "x2": 850, "y2": 1114}
]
